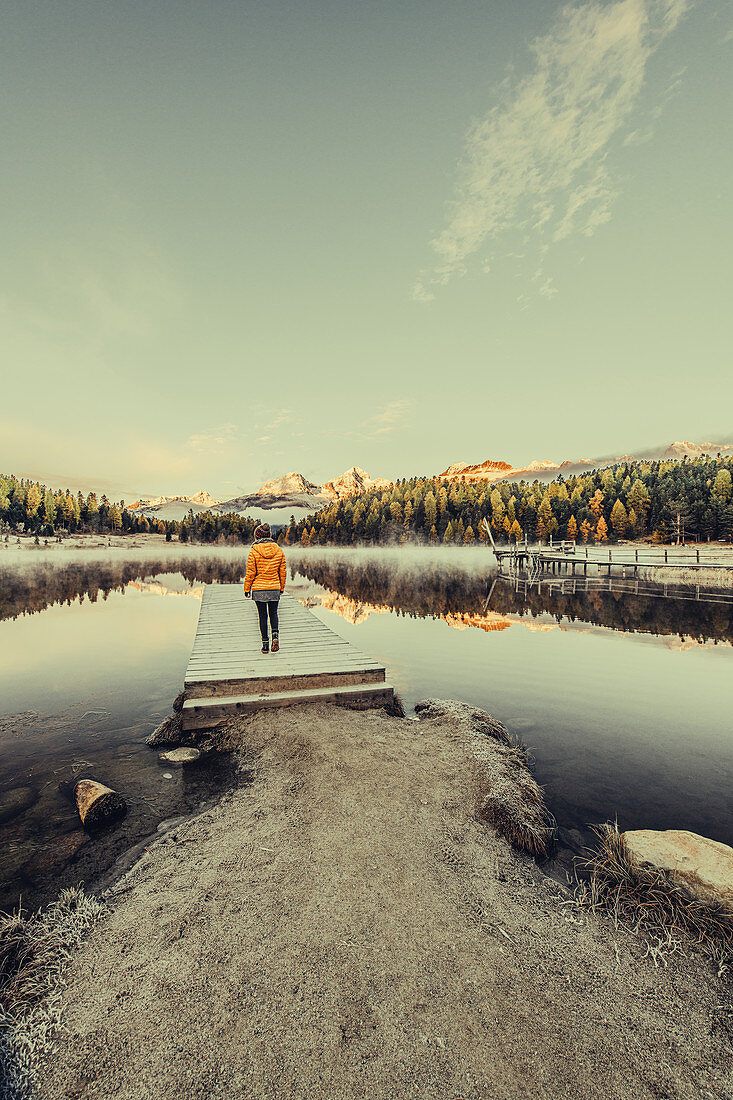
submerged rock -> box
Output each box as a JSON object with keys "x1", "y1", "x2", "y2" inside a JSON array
[
  {"x1": 146, "y1": 714, "x2": 183, "y2": 748},
  {"x1": 158, "y1": 747, "x2": 201, "y2": 766},
  {"x1": 0, "y1": 786, "x2": 38, "y2": 824},
  {"x1": 622, "y1": 828, "x2": 733, "y2": 908},
  {"x1": 22, "y1": 830, "x2": 88, "y2": 880}
]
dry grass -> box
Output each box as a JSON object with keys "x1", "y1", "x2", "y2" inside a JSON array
[
  {"x1": 0, "y1": 888, "x2": 106, "y2": 1100},
  {"x1": 582, "y1": 823, "x2": 733, "y2": 969},
  {"x1": 475, "y1": 745, "x2": 555, "y2": 856},
  {"x1": 414, "y1": 699, "x2": 555, "y2": 857}
]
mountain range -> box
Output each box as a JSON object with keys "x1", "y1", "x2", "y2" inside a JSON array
[
  {"x1": 131, "y1": 467, "x2": 392, "y2": 523},
  {"x1": 130, "y1": 441, "x2": 733, "y2": 524}
]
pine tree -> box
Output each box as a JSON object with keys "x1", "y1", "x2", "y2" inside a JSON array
[
  {"x1": 567, "y1": 515, "x2": 577, "y2": 541},
  {"x1": 443, "y1": 521, "x2": 455, "y2": 544},
  {"x1": 713, "y1": 468, "x2": 732, "y2": 503},
  {"x1": 595, "y1": 516, "x2": 608, "y2": 542}
]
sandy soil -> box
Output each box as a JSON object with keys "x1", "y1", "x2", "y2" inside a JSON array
[{"x1": 37, "y1": 703, "x2": 731, "y2": 1100}]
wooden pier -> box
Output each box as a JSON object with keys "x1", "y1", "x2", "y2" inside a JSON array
[
  {"x1": 182, "y1": 585, "x2": 394, "y2": 730},
  {"x1": 481, "y1": 520, "x2": 732, "y2": 581}
]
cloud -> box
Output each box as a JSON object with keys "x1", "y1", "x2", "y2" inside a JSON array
[
  {"x1": 186, "y1": 424, "x2": 238, "y2": 454},
  {"x1": 364, "y1": 400, "x2": 412, "y2": 439},
  {"x1": 414, "y1": 0, "x2": 694, "y2": 298},
  {"x1": 325, "y1": 400, "x2": 412, "y2": 443}
]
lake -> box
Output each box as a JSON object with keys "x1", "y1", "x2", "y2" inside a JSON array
[{"x1": 1, "y1": 544, "x2": 731, "y2": 913}]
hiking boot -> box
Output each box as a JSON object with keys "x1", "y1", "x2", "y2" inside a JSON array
[
  {"x1": 272, "y1": 635, "x2": 279, "y2": 653},
  {"x1": 261, "y1": 640, "x2": 269, "y2": 654}
]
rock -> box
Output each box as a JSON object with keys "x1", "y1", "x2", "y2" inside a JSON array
[
  {"x1": 146, "y1": 714, "x2": 183, "y2": 747},
  {"x1": 556, "y1": 827, "x2": 586, "y2": 855},
  {"x1": 158, "y1": 747, "x2": 201, "y2": 766},
  {"x1": 622, "y1": 829, "x2": 733, "y2": 909},
  {"x1": 22, "y1": 830, "x2": 88, "y2": 880},
  {"x1": 0, "y1": 786, "x2": 38, "y2": 824}
]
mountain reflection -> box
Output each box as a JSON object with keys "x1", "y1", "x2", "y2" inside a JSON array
[
  {"x1": 2, "y1": 551, "x2": 732, "y2": 647},
  {"x1": 289, "y1": 553, "x2": 733, "y2": 647}
]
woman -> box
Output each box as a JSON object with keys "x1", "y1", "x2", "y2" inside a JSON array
[{"x1": 243, "y1": 523, "x2": 287, "y2": 653}]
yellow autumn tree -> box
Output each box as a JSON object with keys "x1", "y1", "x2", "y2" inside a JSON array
[{"x1": 589, "y1": 489, "x2": 604, "y2": 518}]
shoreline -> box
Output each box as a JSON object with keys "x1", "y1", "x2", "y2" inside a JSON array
[{"x1": 2, "y1": 700, "x2": 731, "y2": 1100}]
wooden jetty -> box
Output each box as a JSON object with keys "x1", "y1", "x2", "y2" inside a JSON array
[
  {"x1": 481, "y1": 520, "x2": 732, "y2": 580},
  {"x1": 182, "y1": 585, "x2": 394, "y2": 730}
]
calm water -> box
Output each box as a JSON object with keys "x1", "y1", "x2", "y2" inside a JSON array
[{"x1": 1, "y1": 545, "x2": 732, "y2": 911}]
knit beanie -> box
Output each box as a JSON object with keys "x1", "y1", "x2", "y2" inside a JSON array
[{"x1": 254, "y1": 523, "x2": 271, "y2": 539}]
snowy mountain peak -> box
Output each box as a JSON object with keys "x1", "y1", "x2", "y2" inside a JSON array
[
  {"x1": 322, "y1": 466, "x2": 392, "y2": 501},
  {"x1": 256, "y1": 472, "x2": 322, "y2": 497},
  {"x1": 188, "y1": 489, "x2": 218, "y2": 507},
  {"x1": 438, "y1": 459, "x2": 514, "y2": 481}
]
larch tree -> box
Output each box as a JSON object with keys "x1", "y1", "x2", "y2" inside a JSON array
[{"x1": 610, "y1": 499, "x2": 628, "y2": 538}]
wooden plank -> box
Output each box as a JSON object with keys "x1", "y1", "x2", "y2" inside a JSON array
[
  {"x1": 181, "y1": 682, "x2": 395, "y2": 727},
  {"x1": 185, "y1": 668, "x2": 385, "y2": 699}
]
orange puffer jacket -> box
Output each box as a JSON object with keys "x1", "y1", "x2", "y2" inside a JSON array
[{"x1": 244, "y1": 540, "x2": 287, "y2": 593}]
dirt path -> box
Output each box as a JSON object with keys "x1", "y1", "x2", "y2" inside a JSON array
[{"x1": 38, "y1": 703, "x2": 730, "y2": 1099}]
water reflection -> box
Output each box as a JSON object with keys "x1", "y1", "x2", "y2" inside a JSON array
[
  {"x1": 0, "y1": 555, "x2": 243, "y2": 622},
  {"x1": 287, "y1": 549, "x2": 733, "y2": 646}
]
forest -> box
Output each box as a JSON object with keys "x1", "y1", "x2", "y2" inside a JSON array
[
  {"x1": 3, "y1": 455, "x2": 733, "y2": 548},
  {"x1": 283, "y1": 455, "x2": 733, "y2": 547},
  {"x1": 0, "y1": 475, "x2": 258, "y2": 544}
]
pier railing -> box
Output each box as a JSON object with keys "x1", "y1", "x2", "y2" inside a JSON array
[{"x1": 480, "y1": 519, "x2": 733, "y2": 580}]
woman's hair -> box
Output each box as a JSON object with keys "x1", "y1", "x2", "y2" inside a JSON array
[{"x1": 254, "y1": 522, "x2": 271, "y2": 539}]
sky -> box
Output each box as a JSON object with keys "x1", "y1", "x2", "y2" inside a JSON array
[{"x1": 1, "y1": 0, "x2": 731, "y2": 499}]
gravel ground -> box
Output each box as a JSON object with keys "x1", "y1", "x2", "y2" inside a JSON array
[{"x1": 36, "y1": 702, "x2": 732, "y2": 1100}]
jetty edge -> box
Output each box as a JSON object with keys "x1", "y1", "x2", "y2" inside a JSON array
[{"x1": 6, "y1": 698, "x2": 728, "y2": 1100}]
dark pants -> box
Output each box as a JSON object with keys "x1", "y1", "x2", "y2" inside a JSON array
[{"x1": 256, "y1": 600, "x2": 279, "y2": 641}]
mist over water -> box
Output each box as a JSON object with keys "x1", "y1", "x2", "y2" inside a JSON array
[{"x1": 0, "y1": 543, "x2": 731, "y2": 913}]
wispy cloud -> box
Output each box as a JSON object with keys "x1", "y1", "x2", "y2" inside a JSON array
[
  {"x1": 363, "y1": 400, "x2": 411, "y2": 439},
  {"x1": 413, "y1": 0, "x2": 694, "y2": 300},
  {"x1": 186, "y1": 423, "x2": 238, "y2": 453},
  {"x1": 325, "y1": 399, "x2": 412, "y2": 443}
]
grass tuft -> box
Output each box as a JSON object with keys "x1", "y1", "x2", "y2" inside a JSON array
[
  {"x1": 0, "y1": 887, "x2": 106, "y2": 1100},
  {"x1": 582, "y1": 823, "x2": 733, "y2": 962}
]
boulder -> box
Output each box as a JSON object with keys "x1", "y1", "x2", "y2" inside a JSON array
[
  {"x1": 158, "y1": 747, "x2": 201, "y2": 766},
  {"x1": 622, "y1": 829, "x2": 733, "y2": 909},
  {"x1": 146, "y1": 714, "x2": 183, "y2": 747},
  {"x1": 0, "y1": 786, "x2": 38, "y2": 824}
]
